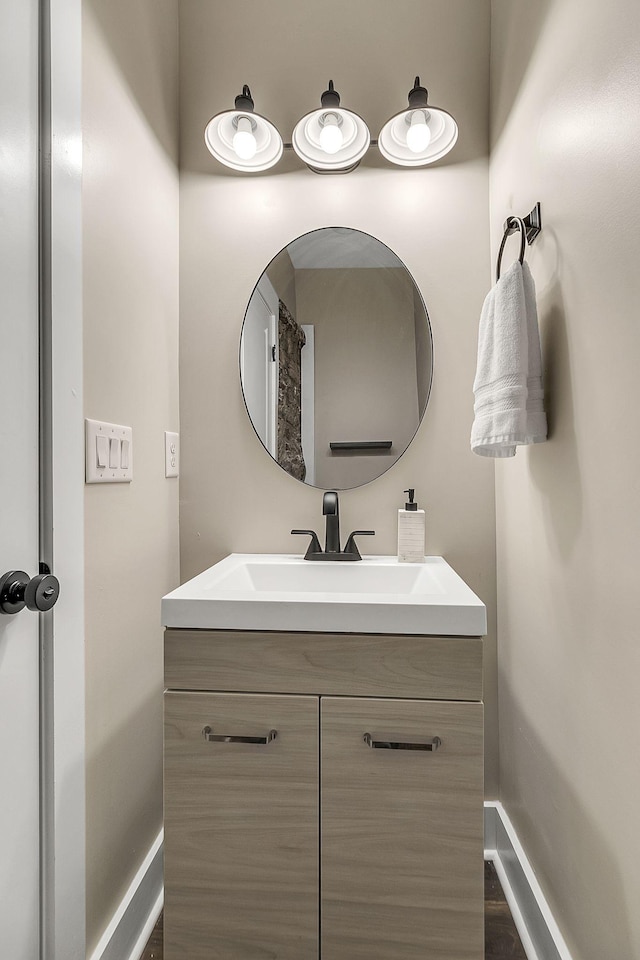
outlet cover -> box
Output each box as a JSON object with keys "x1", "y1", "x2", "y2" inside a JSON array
[{"x1": 165, "y1": 431, "x2": 179, "y2": 478}]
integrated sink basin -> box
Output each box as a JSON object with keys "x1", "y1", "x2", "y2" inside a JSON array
[
  {"x1": 213, "y1": 558, "x2": 445, "y2": 595},
  {"x1": 162, "y1": 554, "x2": 486, "y2": 636}
]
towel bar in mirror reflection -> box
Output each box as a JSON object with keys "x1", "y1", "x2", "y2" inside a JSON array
[{"x1": 329, "y1": 441, "x2": 393, "y2": 452}]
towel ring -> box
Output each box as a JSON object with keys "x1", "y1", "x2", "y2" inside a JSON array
[{"x1": 496, "y1": 216, "x2": 526, "y2": 282}]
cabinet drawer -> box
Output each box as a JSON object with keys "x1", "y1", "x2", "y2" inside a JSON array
[
  {"x1": 165, "y1": 629, "x2": 482, "y2": 701},
  {"x1": 321, "y1": 697, "x2": 484, "y2": 960},
  {"x1": 164, "y1": 691, "x2": 319, "y2": 960}
]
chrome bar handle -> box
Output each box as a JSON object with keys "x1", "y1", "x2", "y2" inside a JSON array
[
  {"x1": 202, "y1": 726, "x2": 278, "y2": 745},
  {"x1": 363, "y1": 732, "x2": 442, "y2": 751}
]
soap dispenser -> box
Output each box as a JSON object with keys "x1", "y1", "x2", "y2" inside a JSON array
[{"x1": 397, "y1": 488, "x2": 425, "y2": 563}]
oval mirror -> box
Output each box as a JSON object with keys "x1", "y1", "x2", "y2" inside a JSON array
[{"x1": 240, "y1": 227, "x2": 433, "y2": 489}]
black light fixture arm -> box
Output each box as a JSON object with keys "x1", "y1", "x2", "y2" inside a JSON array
[
  {"x1": 321, "y1": 80, "x2": 341, "y2": 109},
  {"x1": 234, "y1": 85, "x2": 254, "y2": 112},
  {"x1": 407, "y1": 76, "x2": 429, "y2": 108}
]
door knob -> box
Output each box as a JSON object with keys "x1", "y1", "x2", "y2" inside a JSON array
[{"x1": 0, "y1": 570, "x2": 60, "y2": 615}]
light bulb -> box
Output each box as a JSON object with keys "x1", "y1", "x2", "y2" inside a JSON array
[
  {"x1": 233, "y1": 116, "x2": 257, "y2": 160},
  {"x1": 406, "y1": 111, "x2": 431, "y2": 154},
  {"x1": 319, "y1": 114, "x2": 343, "y2": 155}
]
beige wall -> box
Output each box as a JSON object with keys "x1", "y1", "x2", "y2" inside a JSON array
[
  {"x1": 490, "y1": 1, "x2": 640, "y2": 957},
  {"x1": 295, "y1": 267, "x2": 419, "y2": 489},
  {"x1": 82, "y1": 0, "x2": 179, "y2": 952},
  {"x1": 77, "y1": 1, "x2": 640, "y2": 951},
  {"x1": 178, "y1": 0, "x2": 499, "y2": 793}
]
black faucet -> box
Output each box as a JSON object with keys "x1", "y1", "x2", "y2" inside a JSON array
[
  {"x1": 322, "y1": 491, "x2": 341, "y2": 553},
  {"x1": 291, "y1": 491, "x2": 375, "y2": 561}
]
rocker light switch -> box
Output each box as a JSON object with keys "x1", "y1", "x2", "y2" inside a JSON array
[
  {"x1": 85, "y1": 419, "x2": 133, "y2": 483},
  {"x1": 109, "y1": 437, "x2": 120, "y2": 469},
  {"x1": 96, "y1": 435, "x2": 109, "y2": 468}
]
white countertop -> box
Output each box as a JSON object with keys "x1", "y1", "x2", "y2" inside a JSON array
[{"x1": 162, "y1": 554, "x2": 487, "y2": 637}]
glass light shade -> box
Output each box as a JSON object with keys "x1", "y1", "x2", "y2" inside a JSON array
[
  {"x1": 204, "y1": 109, "x2": 283, "y2": 172},
  {"x1": 292, "y1": 107, "x2": 370, "y2": 172},
  {"x1": 378, "y1": 105, "x2": 458, "y2": 167}
]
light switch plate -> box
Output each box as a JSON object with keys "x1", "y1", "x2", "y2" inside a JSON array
[
  {"x1": 165, "y1": 431, "x2": 179, "y2": 478},
  {"x1": 85, "y1": 419, "x2": 133, "y2": 483}
]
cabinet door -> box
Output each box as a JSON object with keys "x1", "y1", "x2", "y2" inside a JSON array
[
  {"x1": 321, "y1": 697, "x2": 484, "y2": 960},
  {"x1": 164, "y1": 691, "x2": 319, "y2": 959}
]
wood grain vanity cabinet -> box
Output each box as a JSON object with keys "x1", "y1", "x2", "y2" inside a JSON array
[{"x1": 164, "y1": 629, "x2": 484, "y2": 960}]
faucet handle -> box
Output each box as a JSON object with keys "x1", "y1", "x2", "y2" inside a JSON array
[
  {"x1": 343, "y1": 530, "x2": 375, "y2": 560},
  {"x1": 291, "y1": 529, "x2": 322, "y2": 559}
]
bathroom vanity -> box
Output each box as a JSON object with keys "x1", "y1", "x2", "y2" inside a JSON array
[{"x1": 162, "y1": 555, "x2": 486, "y2": 959}]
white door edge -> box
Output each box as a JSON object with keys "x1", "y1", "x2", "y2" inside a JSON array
[
  {"x1": 41, "y1": 1, "x2": 86, "y2": 957},
  {"x1": 300, "y1": 325, "x2": 315, "y2": 486},
  {"x1": 257, "y1": 276, "x2": 279, "y2": 458}
]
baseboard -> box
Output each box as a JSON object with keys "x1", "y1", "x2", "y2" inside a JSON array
[
  {"x1": 484, "y1": 802, "x2": 574, "y2": 960},
  {"x1": 88, "y1": 829, "x2": 163, "y2": 960}
]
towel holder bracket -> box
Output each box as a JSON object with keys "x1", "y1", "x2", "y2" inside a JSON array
[
  {"x1": 497, "y1": 202, "x2": 542, "y2": 280},
  {"x1": 503, "y1": 202, "x2": 542, "y2": 245}
]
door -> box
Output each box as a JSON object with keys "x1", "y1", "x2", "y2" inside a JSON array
[
  {"x1": 1, "y1": 0, "x2": 84, "y2": 956},
  {"x1": 164, "y1": 691, "x2": 319, "y2": 960},
  {"x1": 321, "y1": 697, "x2": 485, "y2": 960},
  {"x1": 0, "y1": 0, "x2": 42, "y2": 955}
]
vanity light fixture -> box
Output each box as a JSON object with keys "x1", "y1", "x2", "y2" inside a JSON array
[
  {"x1": 203, "y1": 77, "x2": 458, "y2": 173},
  {"x1": 291, "y1": 80, "x2": 371, "y2": 173},
  {"x1": 204, "y1": 85, "x2": 283, "y2": 172},
  {"x1": 378, "y1": 77, "x2": 458, "y2": 167}
]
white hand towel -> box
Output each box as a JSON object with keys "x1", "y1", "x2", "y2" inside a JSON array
[
  {"x1": 471, "y1": 260, "x2": 547, "y2": 457},
  {"x1": 522, "y1": 261, "x2": 548, "y2": 444}
]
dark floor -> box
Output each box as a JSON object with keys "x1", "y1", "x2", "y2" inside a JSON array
[
  {"x1": 484, "y1": 860, "x2": 528, "y2": 959},
  {"x1": 142, "y1": 860, "x2": 527, "y2": 959}
]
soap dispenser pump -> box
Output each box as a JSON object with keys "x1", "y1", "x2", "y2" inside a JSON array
[{"x1": 397, "y1": 488, "x2": 425, "y2": 563}]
